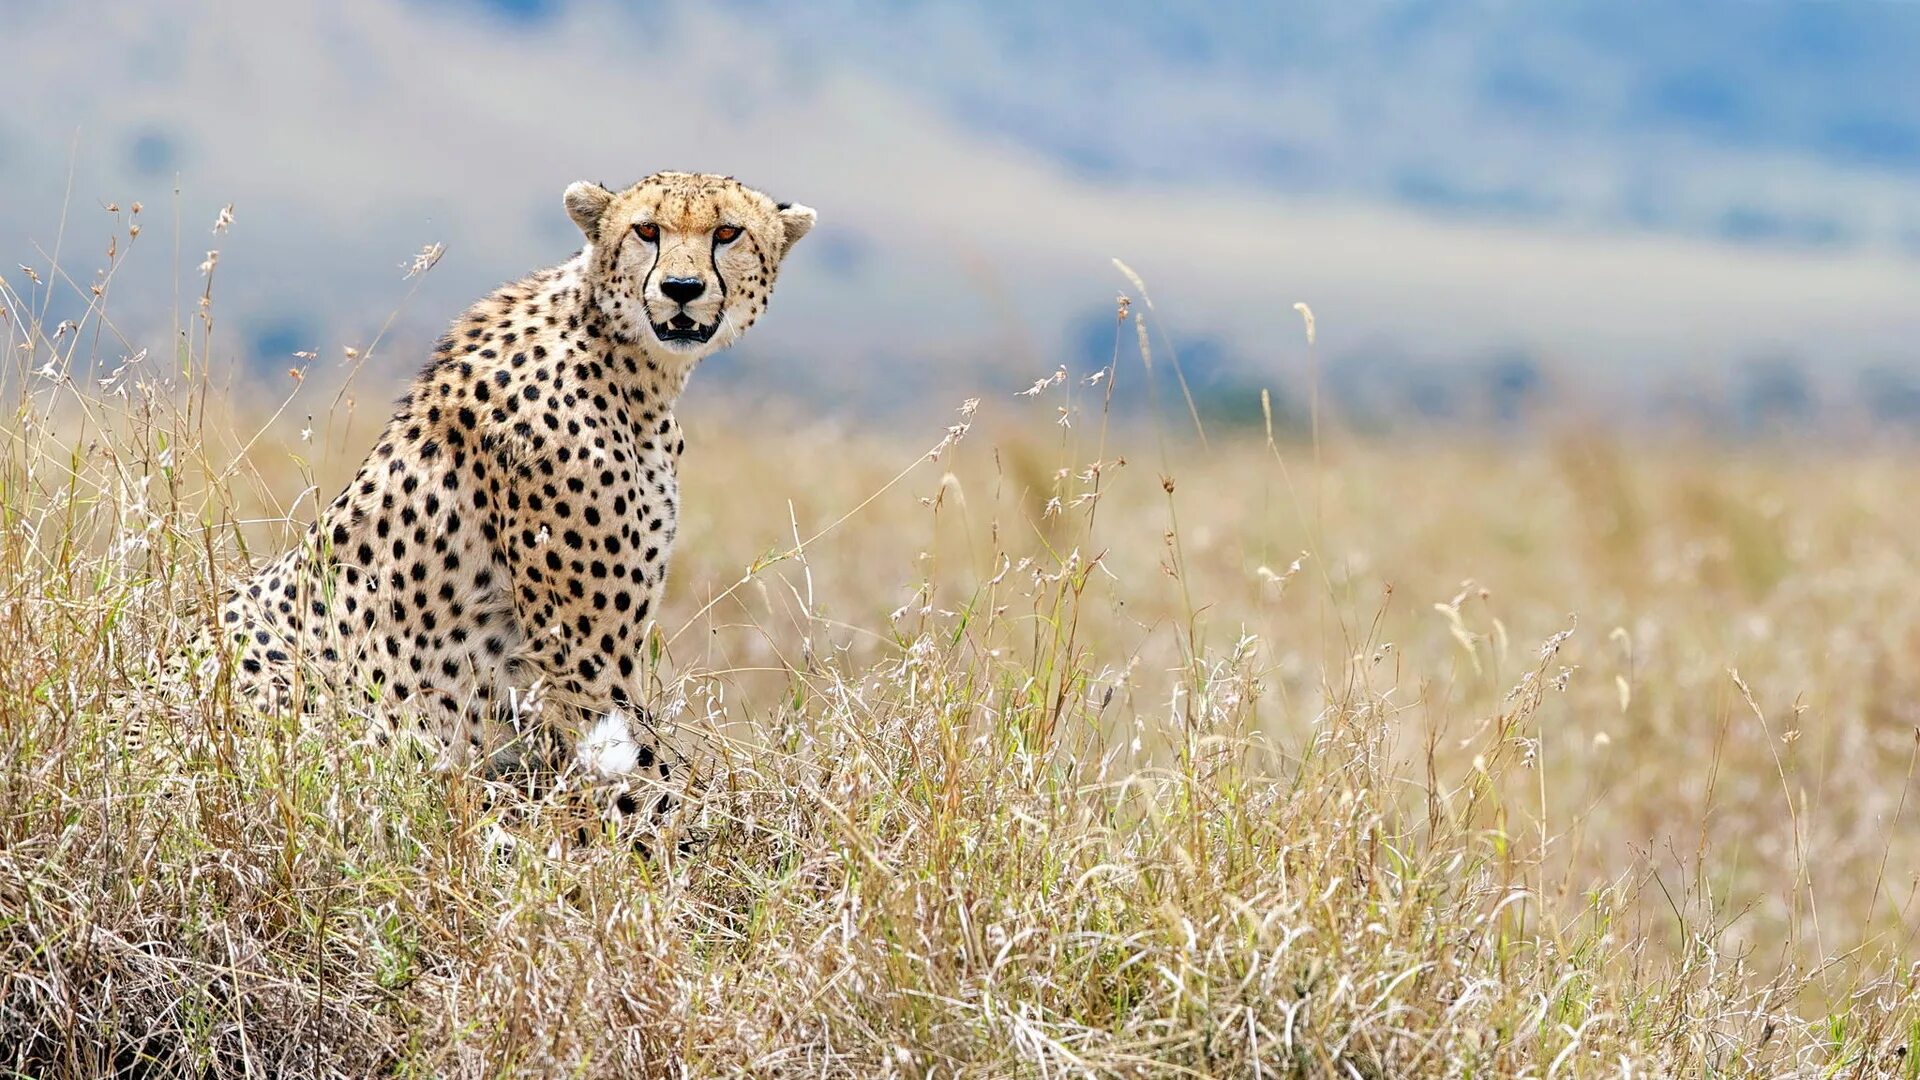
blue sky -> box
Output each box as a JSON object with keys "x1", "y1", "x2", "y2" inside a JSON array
[
  {"x1": 5, "y1": 0, "x2": 1918, "y2": 420},
  {"x1": 748, "y1": 2, "x2": 1920, "y2": 239}
]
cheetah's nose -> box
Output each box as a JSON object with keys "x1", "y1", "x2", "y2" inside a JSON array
[{"x1": 660, "y1": 277, "x2": 706, "y2": 305}]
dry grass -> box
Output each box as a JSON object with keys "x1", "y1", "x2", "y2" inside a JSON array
[{"x1": 3, "y1": 207, "x2": 1920, "y2": 1077}]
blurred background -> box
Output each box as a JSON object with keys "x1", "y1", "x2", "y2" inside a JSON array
[{"x1": 6, "y1": 0, "x2": 1920, "y2": 433}]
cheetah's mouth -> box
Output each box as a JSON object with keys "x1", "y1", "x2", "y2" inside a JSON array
[{"x1": 652, "y1": 313, "x2": 717, "y2": 346}]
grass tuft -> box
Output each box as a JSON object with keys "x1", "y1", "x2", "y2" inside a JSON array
[{"x1": 2, "y1": 208, "x2": 1918, "y2": 1077}]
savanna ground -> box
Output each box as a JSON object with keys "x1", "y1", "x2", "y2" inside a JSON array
[{"x1": 3, "y1": 206, "x2": 1920, "y2": 1078}]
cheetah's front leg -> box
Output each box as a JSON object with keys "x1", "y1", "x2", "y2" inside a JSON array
[
  {"x1": 502, "y1": 629, "x2": 680, "y2": 795},
  {"x1": 487, "y1": 511, "x2": 682, "y2": 833}
]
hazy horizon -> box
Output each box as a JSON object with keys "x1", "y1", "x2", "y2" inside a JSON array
[{"x1": 6, "y1": 0, "x2": 1919, "y2": 427}]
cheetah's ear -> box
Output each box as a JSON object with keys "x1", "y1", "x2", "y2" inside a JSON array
[
  {"x1": 564, "y1": 181, "x2": 614, "y2": 236},
  {"x1": 776, "y1": 202, "x2": 816, "y2": 256}
]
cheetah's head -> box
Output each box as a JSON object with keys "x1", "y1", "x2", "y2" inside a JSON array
[{"x1": 564, "y1": 172, "x2": 815, "y2": 359}]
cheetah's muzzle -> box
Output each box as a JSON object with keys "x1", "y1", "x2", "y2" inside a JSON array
[{"x1": 653, "y1": 313, "x2": 717, "y2": 344}]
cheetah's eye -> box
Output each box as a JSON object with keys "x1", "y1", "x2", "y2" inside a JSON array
[
  {"x1": 714, "y1": 225, "x2": 742, "y2": 244},
  {"x1": 634, "y1": 222, "x2": 659, "y2": 243}
]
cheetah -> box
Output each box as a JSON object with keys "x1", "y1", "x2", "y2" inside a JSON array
[{"x1": 203, "y1": 172, "x2": 815, "y2": 791}]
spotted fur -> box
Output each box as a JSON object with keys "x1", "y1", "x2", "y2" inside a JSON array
[{"x1": 204, "y1": 172, "x2": 815, "y2": 784}]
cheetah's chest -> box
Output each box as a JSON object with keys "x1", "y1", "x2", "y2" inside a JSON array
[{"x1": 523, "y1": 407, "x2": 682, "y2": 612}]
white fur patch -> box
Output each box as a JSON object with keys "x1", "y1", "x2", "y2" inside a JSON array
[{"x1": 577, "y1": 709, "x2": 642, "y2": 778}]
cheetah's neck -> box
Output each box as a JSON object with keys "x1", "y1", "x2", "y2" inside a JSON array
[{"x1": 555, "y1": 252, "x2": 699, "y2": 408}]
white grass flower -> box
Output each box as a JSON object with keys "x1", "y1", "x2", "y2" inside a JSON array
[
  {"x1": 1017, "y1": 367, "x2": 1067, "y2": 397},
  {"x1": 929, "y1": 398, "x2": 980, "y2": 460},
  {"x1": 1257, "y1": 553, "x2": 1308, "y2": 595},
  {"x1": 405, "y1": 242, "x2": 446, "y2": 279},
  {"x1": 1540, "y1": 615, "x2": 1577, "y2": 660}
]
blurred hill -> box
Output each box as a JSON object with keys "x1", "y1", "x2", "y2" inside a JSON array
[{"x1": 4, "y1": 0, "x2": 1917, "y2": 429}]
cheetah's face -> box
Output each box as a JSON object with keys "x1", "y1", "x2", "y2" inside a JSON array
[{"x1": 565, "y1": 172, "x2": 815, "y2": 358}]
